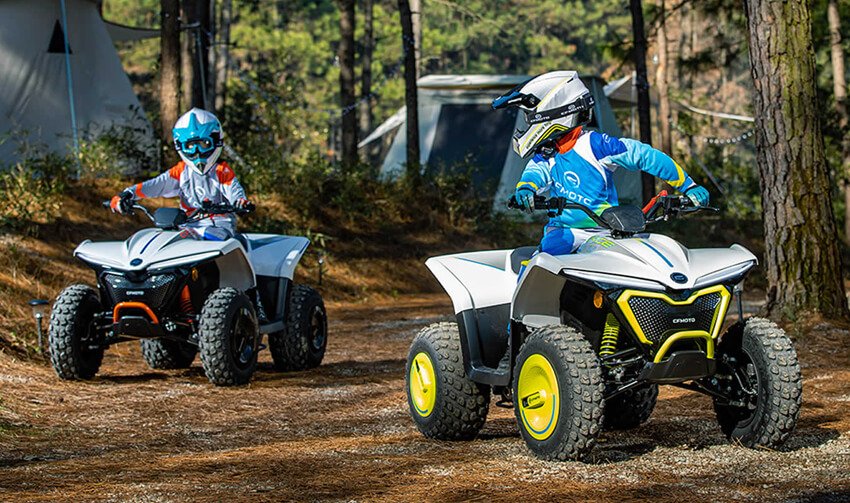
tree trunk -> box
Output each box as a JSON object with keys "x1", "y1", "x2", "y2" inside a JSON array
[
  {"x1": 160, "y1": 0, "x2": 181, "y2": 165},
  {"x1": 359, "y1": 0, "x2": 373, "y2": 138},
  {"x1": 410, "y1": 0, "x2": 422, "y2": 78},
  {"x1": 337, "y1": 0, "x2": 359, "y2": 170},
  {"x1": 399, "y1": 0, "x2": 420, "y2": 182},
  {"x1": 629, "y1": 0, "x2": 656, "y2": 203},
  {"x1": 744, "y1": 0, "x2": 850, "y2": 322},
  {"x1": 196, "y1": 0, "x2": 211, "y2": 110},
  {"x1": 180, "y1": 0, "x2": 196, "y2": 109},
  {"x1": 655, "y1": 0, "x2": 672, "y2": 156},
  {"x1": 828, "y1": 0, "x2": 850, "y2": 245},
  {"x1": 214, "y1": 0, "x2": 232, "y2": 112}
]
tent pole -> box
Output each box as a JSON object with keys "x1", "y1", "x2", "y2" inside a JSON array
[{"x1": 59, "y1": 0, "x2": 82, "y2": 176}]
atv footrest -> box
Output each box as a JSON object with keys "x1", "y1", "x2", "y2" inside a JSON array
[
  {"x1": 638, "y1": 350, "x2": 716, "y2": 383},
  {"x1": 113, "y1": 315, "x2": 165, "y2": 339}
]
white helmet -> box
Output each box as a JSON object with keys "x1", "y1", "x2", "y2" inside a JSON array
[
  {"x1": 492, "y1": 71, "x2": 594, "y2": 158},
  {"x1": 172, "y1": 108, "x2": 224, "y2": 174}
]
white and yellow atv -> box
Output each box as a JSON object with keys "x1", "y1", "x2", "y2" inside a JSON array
[
  {"x1": 48, "y1": 200, "x2": 327, "y2": 386},
  {"x1": 405, "y1": 193, "x2": 802, "y2": 461}
]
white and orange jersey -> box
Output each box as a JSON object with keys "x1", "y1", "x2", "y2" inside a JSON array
[{"x1": 124, "y1": 161, "x2": 247, "y2": 233}]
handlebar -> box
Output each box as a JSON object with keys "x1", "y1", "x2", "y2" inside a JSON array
[
  {"x1": 507, "y1": 193, "x2": 718, "y2": 227},
  {"x1": 102, "y1": 199, "x2": 255, "y2": 223}
]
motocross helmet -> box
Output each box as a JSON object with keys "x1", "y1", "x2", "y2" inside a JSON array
[
  {"x1": 172, "y1": 108, "x2": 224, "y2": 174},
  {"x1": 492, "y1": 71, "x2": 594, "y2": 158}
]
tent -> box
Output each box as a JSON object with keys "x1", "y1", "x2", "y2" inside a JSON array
[
  {"x1": 359, "y1": 74, "x2": 642, "y2": 209},
  {"x1": 0, "y1": 0, "x2": 153, "y2": 168}
]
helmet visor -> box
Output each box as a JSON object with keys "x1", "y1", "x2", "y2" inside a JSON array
[{"x1": 180, "y1": 137, "x2": 215, "y2": 159}]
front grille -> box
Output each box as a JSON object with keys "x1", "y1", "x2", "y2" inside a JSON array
[
  {"x1": 103, "y1": 273, "x2": 177, "y2": 312},
  {"x1": 626, "y1": 292, "x2": 721, "y2": 344}
]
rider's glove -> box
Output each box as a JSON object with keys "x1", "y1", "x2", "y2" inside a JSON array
[
  {"x1": 684, "y1": 185, "x2": 710, "y2": 207},
  {"x1": 235, "y1": 198, "x2": 251, "y2": 210},
  {"x1": 514, "y1": 186, "x2": 535, "y2": 213},
  {"x1": 110, "y1": 190, "x2": 135, "y2": 214}
]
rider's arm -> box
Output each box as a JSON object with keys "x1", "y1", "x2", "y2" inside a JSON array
[
  {"x1": 516, "y1": 155, "x2": 553, "y2": 195},
  {"x1": 214, "y1": 162, "x2": 247, "y2": 204},
  {"x1": 591, "y1": 133, "x2": 697, "y2": 192},
  {"x1": 123, "y1": 164, "x2": 183, "y2": 200}
]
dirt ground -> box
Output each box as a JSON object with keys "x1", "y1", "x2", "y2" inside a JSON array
[{"x1": 0, "y1": 294, "x2": 849, "y2": 502}]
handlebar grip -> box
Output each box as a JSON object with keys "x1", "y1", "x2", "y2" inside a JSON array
[{"x1": 101, "y1": 200, "x2": 111, "y2": 208}]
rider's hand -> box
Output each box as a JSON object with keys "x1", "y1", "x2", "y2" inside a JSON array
[
  {"x1": 235, "y1": 198, "x2": 252, "y2": 210},
  {"x1": 110, "y1": 190, "x2": 135, "y2": 214},
  {"x1": 684, "y1": 185, "x2": 710, "y2": 207},
  {"x1": 514, "y1": 187, "x2": 535, "y2": 213}
]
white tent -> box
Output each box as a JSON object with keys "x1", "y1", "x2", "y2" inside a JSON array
[
  {"x1": 360, "y1": 74, "x2": 642, "y2": 209},
  {"x1": 0, "y1": 0, "x2": 153, "y2": 167}
]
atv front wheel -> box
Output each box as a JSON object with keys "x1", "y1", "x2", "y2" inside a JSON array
[
  {"x1": 712, "y1": 317, "x2": 802, "y2": 449},
  {"x1": 405, "y1": 322, "x2": 490, "y2": 440},
  {"x1": 48, "y1": 284, "x2": 105, "y2": 380},
  {"x1": 603, "y1": 384, "x2": 658, "y2": 431},
  {"x1": 198, "y1": 288, "x2": 259, "y2": 386},
  {"x1": 513, "y1": 325, "x2": 604, "y2": 461},
  {"x1": 269, "y1": 284, "x2": 328, "y2": 371},
  {"x1": 141, "y1": 338, "x2": 197, "y2": 369}
]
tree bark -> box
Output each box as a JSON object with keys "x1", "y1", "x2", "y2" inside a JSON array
[
  {"x1": 160, "y1": 0, "x2": 181, "y2": 165},
  {"x1": 214, "y1": 0, "x2": 232, "y2": 112},
  {"x1": 629, "y1": 0, "x2": 656, "y2": 203},
  {"x1": 399, "y1": 0, "x2": 420, "y2": 182},
  {"x1": 828, "y1": 0, "x2": 850, "y2": 245},
  {"x1": 744, "y1": 0, "x2": 849, "y2": 321},
  {"x1": 410, "y1": 0, "x2": 422, "y2": 78},
  {"x1": 337, "y1": 0, "x2": 359, "y2": 170},
  {"x1": 197, "y1": 0, "x2": 212, "y2": 110},
  {"x1": 655, "y1": 0, "x2": 672, "y2": 156},
  {"x1": 180, "y1": 0, "x2": 196, "y2": 109},
  {"x1": 359, "y1": 0, "x2": 373, "y2": 138}
]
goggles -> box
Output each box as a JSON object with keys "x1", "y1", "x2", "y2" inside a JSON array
[{"x1": 177, "y1": 135, "x2": 219, "y2": 160}]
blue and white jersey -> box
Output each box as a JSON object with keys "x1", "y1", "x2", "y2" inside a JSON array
[{"x1": 516, "y1": 131, "x2": 697, "y2": 228}]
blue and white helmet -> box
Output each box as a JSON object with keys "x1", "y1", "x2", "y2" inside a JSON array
[
  {"x1": 492, "y1": 71, "x2": 594, "y2": 158},
  {"x1": 172, "y1": 108, "x2": 224, "y2": 174}
]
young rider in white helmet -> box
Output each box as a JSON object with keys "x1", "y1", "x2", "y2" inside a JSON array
[
  {"x1": 110, "y1": 108, "x2": 252, "y2": 241},
  {"x1": 492, "y1": 70, "x2": 710, "y2": 261}
]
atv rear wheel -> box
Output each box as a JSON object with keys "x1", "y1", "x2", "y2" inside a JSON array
[
  {"x1": 198, "y1": 288, "x2": 259, "y2": 386},
  {"x1": 712, "y1": 317, "x2": 802, "y2": 449},
  {"x1": 602, "y1": 384, "x2": 658, "y2": 430},
  {"x1": 48, "y1": 284, "x2": 105, "y2": 380},
  {"x1": 406, "y1": 322, "x2": 490, "y2": 440},
  {"x1": 513, "y1": 325, "x2": 604, "y2": 461},
  {"x1": 269, "y1": 284, "x2": 327, "y2": 371},
  {"x1": 141, "y1": 338, "x2": 197, "y2": 369}
]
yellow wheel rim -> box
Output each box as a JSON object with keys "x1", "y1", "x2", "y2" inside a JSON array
[
  {"x1": 409, "y1": 351, "x2": 437, "y2": 417},
  {"x1": 517, "y1": 353, "x2": 560, "y2": 440}
]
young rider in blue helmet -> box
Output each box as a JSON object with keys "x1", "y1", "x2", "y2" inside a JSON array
[
  {"x1": 492, "y1": 71, "x2": 709, "y2": 262},
  {"x1": 110, "y1": 108, "x2": 252, "y2": 241}
]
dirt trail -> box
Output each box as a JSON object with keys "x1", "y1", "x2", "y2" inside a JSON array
[{"x1": 0, "y1": 294, "x2": 848, "y2": 502}]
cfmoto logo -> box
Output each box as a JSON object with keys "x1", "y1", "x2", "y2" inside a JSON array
[
  {"x1": 565, "y1": 171, "x2": 581, "y2": 188},
  {"x1": 673, "y1": 317, "x2": 696, "y2": 324}
]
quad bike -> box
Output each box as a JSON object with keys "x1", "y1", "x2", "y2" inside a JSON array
[
  {"x1": 406, "y1": 192, "x2": 802, "y2": 461},
  {"x1": 48, "y1": 200, "x2": 328, "y2": 386}
]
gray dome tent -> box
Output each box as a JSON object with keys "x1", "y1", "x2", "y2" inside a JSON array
[
  {"x1": 0, "y1": 0, "x2": 153, "y2": 169},
  {"x1": 359, "y1": 74, "x2": 642, "y2": 210}
]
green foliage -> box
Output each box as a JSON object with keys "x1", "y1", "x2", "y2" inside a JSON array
[{"x1": 0, "y1": 150, "x2": 72, "y2": 236}]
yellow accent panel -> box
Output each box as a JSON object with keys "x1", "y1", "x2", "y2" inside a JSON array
[
  {"x1": 409, "y1": 352, "x2": 437, "y2": 417},
  {"x1": 668, "y1": 160, "x2": 687, "y2": 188},
  {"x1": 519, "y1": 123, "x2": 569, "y2": 152},
  {"x1": 653, "y1": 330, "x2": 714, "y2": 363},
  {"x1": 616, "y1": 285, "x2": 732, "y2": 346},
  {"x1": 517, "y1": 353, "x2": 560, "y2": 441},
  {"x1": 516, "y1": 181, "x2": 539, "y2": 190}
]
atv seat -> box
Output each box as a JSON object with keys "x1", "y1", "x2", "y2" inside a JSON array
[{"x1": 510, "y1": 246, "x2": 537, "y2": 274}]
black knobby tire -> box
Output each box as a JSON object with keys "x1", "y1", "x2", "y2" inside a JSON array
[
  {"x1": 405, "y1": 322, "x2": 490, "y2": 440},
  {"x1": 713, "y1": 317, "x2": 802, "y2": 449},
  {"x1": 513, "y1": 325, "x2": 604, "y2": 461},
  {"x1": 48, "y1": 284, "x2": 105, "y2": 380},
  {"x1": 141, "y1": 338, "x2": 197, "y2": 369},
  {"x1": 603, "y1": 384, "x2": 658, "y2": 431},
  {"x1": 269, "y1": 284, "x2": 328, "y2": 371},
  {"x1": 198, "y1": 288, "x2": 259, "y2": 386}
]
